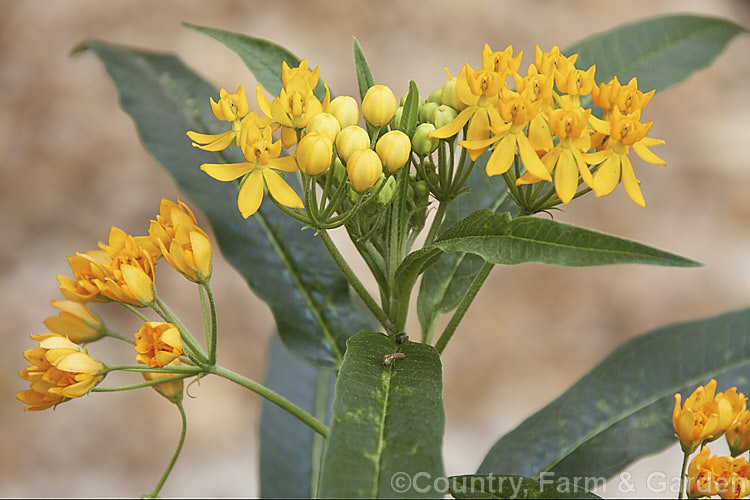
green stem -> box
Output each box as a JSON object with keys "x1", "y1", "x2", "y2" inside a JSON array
[
  {"x1": 211, "y1": 364, "x2": 329, "y2": 438},
  {"x1": 203, "y1": 284, "x2": 218, "y2": 366},
  {"x1": 122, "y1": 303, "x2": 150, "y2": 322},
  {"x1": 424, "y1": 202, "x2": 447, "y2": 247},
  {"x1": 102, "y1": 327, "x2": 135, "y2": 345},
  {"x1": 435, "y1": 261, "x2": 493, "y2": 354},
  {"x1": 93, "y1": 373, "x2": 193, "y2": 392},
  {"x1": 144, "y1": 402, "x2": 188, "y2": 499},
  {"x1": 153, "y1": 296, "x2": 209, "y2": 365},
  {"x1": 318, "y1": 230, "x2": 389, "y2": 329},
  {"x1": 103, "y1": 364, "x2": 203, "y2": 374},
  {"x1": 678, "y1": 451, "x2": 689, "y2": 500}
]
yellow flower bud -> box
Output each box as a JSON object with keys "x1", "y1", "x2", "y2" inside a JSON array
[
  {"x1": 412, "y1": 123, "x2": 439, "y2": 156},
  {"x1": 728, "y1": 409, "x2": 750, "y2": 457},
  {"x1": 335, "y1": 125, "x2": 370, "y2": 163},
  {"x1": 375, "y1": 130, "x2": 411, "y2": 173},
  {"x1": 362, "y1": 85, "x2": 397, "y2": 127},
  {"x1": 305, "y1": 112, "x2": 341, "y2": 142},
  {"x1": 43, "y1": 300, "x2": 105, "y2": 344},
  {"x1": 296, "y1": 133, "x2": 333, "y2": 176},
  {"x1": 327, "y1": 95, "x2": 360, "y2": 129},
  {"x1": 347, "y1": 149, "x2": 382, "y2": 192},
  {"x1": 142, "y1": 359, "x2": 184, "y2": 404}
]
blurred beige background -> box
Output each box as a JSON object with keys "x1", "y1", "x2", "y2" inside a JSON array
[{"x1": 1, "y1": 0, "x2": 749, "y2": 497}]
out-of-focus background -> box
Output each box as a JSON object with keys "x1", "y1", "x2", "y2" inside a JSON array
[{"x1": 1, "y1": 0, "x2": 749, "y2": 497}]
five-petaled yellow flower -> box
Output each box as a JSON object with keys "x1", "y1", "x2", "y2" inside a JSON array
[{"x1": 200, "y1": 123, "x2": 303, "y2": 218}]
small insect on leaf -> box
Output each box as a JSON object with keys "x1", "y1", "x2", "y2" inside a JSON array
[{"x1": 382, "y1": 352, "x2": 406, "y2": 366}]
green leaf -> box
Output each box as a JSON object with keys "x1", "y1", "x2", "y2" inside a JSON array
[
  {"x1": 416, "y1": 155, "x2": 516, "y2": 339},
  {"x1": 435, "y1": 209, "x2": 700, "y2": 267},
  {"x1": 184, "y1": 23, "x2": 327, "y2": 100},
  {"x1": 318, "y1": 332, "x2": 445, "y2": 499},
  {"x1": 84, "y1": 41, "x2": 371, "y2": 368},
  {"x1": 260, "y1": 335, "x2": 335, "y2": 498},
  {"x1": 399, "y1": 80, "x2": 420, "y2": 139},
  {"x1": 565, "y1": 14, "x2": 748, "y2": 94},
  {"x1": 478, "y1": 307, "x2": 750, "y2": 480},
  {"x1": 352, "y1": 37, "x2": 375, "y2": 101},
  {"x1": 449, "y1": 475, "x2": 600, "y2": 499}
]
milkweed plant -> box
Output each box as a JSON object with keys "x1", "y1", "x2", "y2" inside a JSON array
[{"x1": 16, "y1": 14, "x2": 750, "y2": 499}]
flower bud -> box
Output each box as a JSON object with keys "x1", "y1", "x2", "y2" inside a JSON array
[
  {"x1": 362, "y1": 85, "x2": 397, "y2": 127},
  {"x1": 43, "y1": 300, "x2": 106, "y2": 344},
  {"x1": 331, "y1": 156, "x2": 346, "y2": 183},
  {"x1": 327, "y1": 95, "x2": 360, "y2": 129},
  {"x1": 390, "y1": 106, "x2": 404, "y2": 130},
  {"x1": 143, "y1": 359, "x2": 184, "y2": 404},
  {"x1": 347, "y1": 149, "x2": 382, "y2": 192},
  {"x1": 412, "y1": 123, "x2": 439, "y2": 156},
  {"x1": 335, "y1": 125, "x2": 370, "y2": 163},
  {"x1": 296, "y1": 133, "x2": 333, "y2": 176},
  {"x1": 426, "y1": 88, "x2": 443, "y2": 104},
  {"x1": 378, "y1": 175, "x2": 397, "y2": 205},
  {"x1": 305, "y1": 112, "x2": 341, "y2": 142},
  {"x1": 432, "y1": 105, "x2": 458, "y2": 130},
  {"x1": 419, "y1": 102, "x2": 439, "y2": 124},
  {"x1": 441, "y1": 76, "x2": 466, "y2": 111},
  {"x1": 414, "y1": 180, "x2": 429, "y2": 201},
  {"x1": 375, "y1": 130, "x2": 411, "y2": 173}
]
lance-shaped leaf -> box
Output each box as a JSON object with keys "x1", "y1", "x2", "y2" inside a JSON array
[
  {"x1": 185, "y1": 23, "x2": 327, "y2": 100},
  {"x1": 434, "y1": 209, "x2": 699, "y2": 268},
  {"x1": 260, "y1": 335, "x2": 335, "y2": 499},
  {"x1": 84, "y1": 41, "x2": 371, "y2": 368},
  {"x1": 449, "y1": 475, "x2": 600, "y2": 499},
  {"x1": 318, "y1": 332, "x2": 445, "y2": 498},
  {"x1": 565, "y1": 14, "x2": 748, "y2": 95},
  {"x1": 353, "y1": 37, "x2": 375, "y2": 101},
  {"x1": 399, "y1": 80, "x2": 420, "y2": 139},
  {"x1": 478, "y1": 307, "x2": 750, "y2": 479}
]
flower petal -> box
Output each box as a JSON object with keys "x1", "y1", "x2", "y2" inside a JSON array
[
  {"x1": 632, "y1": 139, "x2": 666, "y2": 165},
  {"x1": 517, "y1": 133, "x2": 551, "y2": 181},
  {"x1": 270, "y1": 155, "x2": 299, "y2": 173},
  {"x1": 237, "y1": 170, "x2": 265, "y2": 218},
  {"x1": 592, "y1": 154, "x2": 621, "y2": 197},
  {"x1": 485, "y1": 135, "x2": 516, "y2": 176},
  {"x1": 430, "y1": 106, "x2": 474, "y2": 139},
  {"x1": 200, "y1": 162, "x2": 253, "y2": 182},
  {"x1": 555, "y1": 149, "x2": 579, "y2": 205},
  {"x1": 620, "y1": 155, "x2": 646, "y2": 207},
  {"x1": 262, "y1": 170, "x2": 304, "y2": 209}
]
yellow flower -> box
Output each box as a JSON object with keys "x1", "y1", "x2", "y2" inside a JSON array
[
  {"x1": 592, "y1": 76, "x2": 655, "y2": 116},
  {"x1": 43, "y1": 300, "x2": 105, "y2": 344},
  {"x1": 347, "y1": 149, "x2": 382, "y2": 192},
  {"x1": 296, "y1": 132, "x2": 333, "y2": 176},
  {"x1": 375, "y1": 130, "x2": 411, "y2": 173},
  {"x1": 554, "y1": 64, "x2": 597, "y2": 100},
  {"x1": 148, "y1": 198, "x2": 200, "y2": 250},
  {"x1": 687, "y1": 446, "x2": 750, "y2": 500},
  {"x1": 362, "y1": 85, "x2": 398, "y2": 127},
  {"x1": 460, "y1": 89, "x2": 551, "y2": 181},
  {"x1": 517, "y1": 106, "x2": 593, "y2": 204},
  {"x1": 200, "y1": 124, "x2": 302, "y2": 218},
  {"x1": 142, "y1": 358, "x2": 184, "y2": 404},
  {"x1": 481, "y1": 44, "x2": 523, "y2": 76},
  {"x1": 534, "y1": 45, "x2": 578, "y2": 77},
  {"x1": 585, "y1": 109, "x2": 665, "y2": 207},
  {"x1": 134, "y1": 321, "x2": 183, "y2": 368},
  {"x1": 327, "y1": 95, "x2": 360, "y2": 129},
  {"x1": 430, "y1": 62, "x2": 505, "y2": 159},
  {"x1": 186, "y1": 87, "x2": 265, "y2": 152},
  {"x1": 335, "y1": 125, "x2": 371, "y2": 163},
  {"x1": 57, "y1": 249, "x2": 111, "y2": 303},
  {"x1": 673, "y1": 379, "x2": 740, "y2": 454},
  {"x1": 210, "y1": 85, "x2": 249, "y2": 122},
  {"x1": 16, "y1": 333, "x2": 104, "y2": 411},
  {"x1": 728, "y1": 409, "x2": 750, "y2": 457}
]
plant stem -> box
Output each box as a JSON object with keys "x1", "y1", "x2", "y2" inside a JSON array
[
  {"x1": 103, "y1": 364, "x2": 203, "y2": 374},
  {"x1": 123, "y1": 303, "x2": 151, "y2": 322},
  {"x1": 435, "y1": 261, "x2": 493, "y2": 354},
  {"x1": 103, "y1": 327, "x2": 135, "y2": 345},
  {"x1": 145, "y1": 402, "x2": 188, "y2": 499},
  {"x1": 203, "y1": 284, "x2": 218, "y2": 365},
  {"x1": 678, "y1": 451, "x2": 689, "y2": 500},
  {"x1": 424, "y1": 202, "x2": 447, "y2": 247},
  {"x1": 318, "y1": 230, "x2": 389, "y2": 329},
  {"x1": 92, "y1": 373, "x2": 193, "y2": 392},
  {"x1": 153, "y1": 296, "x2": 209, "y2": 365},
  {"x1": 211, "y1": 364, "x2": 329, "y2": 438}
]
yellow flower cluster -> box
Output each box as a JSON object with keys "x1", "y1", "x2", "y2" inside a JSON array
[
  {"x1": 18, "y1": 199, "x2": 210, "y2": 409},
  {"x1": 675, "y1": 380, "x2": 750, "y2": 499},
  {"x1": 431, "y1": 44, "x2": 664, "y2": 207},
  {"x1": 188, "y1": 61, "x2": 413, "y2": 217}
]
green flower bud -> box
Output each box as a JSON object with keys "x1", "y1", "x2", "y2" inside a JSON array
[
  {"x1": 412, "y1": 123, "x2": 439, "y2": 156},
  {"x1": 347, "y1": 149, "x2": 383, "y2": 192},
  {"x1": 328, "y1": 95, "x2": 360, "y2": 129},
  {"x1": 378, "y1": 175, "x2": 397, "y2": 205},
  {"x1": 419, "y1": 102, "x2": 439, "y2": 124},
  {"x1": 391, "y1": 106, "x2": 404, "y2": 130},
  {"x1": 335, "y1": 125, "x2": 370, "y2": 163},
  {"x1": 432, "y1": 105, "x2": 457, "y2": 130},
  {"x1": 375, "y1": 130, "x2": 411, "y2": 173},
  {"x1": 362, "y1": 85, "x2": 397, "y2": 127},
  {"x1": 414, "y1": 180, "x2": 429, "y2": 200},
  {"x1": 296, "y1": 133, "x2": 333, "y2": 176},
  {"x1": 305, "y1": 112, "x2": 341, "y2": 142},
  {"x1": 441, "y1": 76, "x2": 466, "y2": 111},
  {"x1": 426, "y1": 88, "x2": 443, "y2": 104}
]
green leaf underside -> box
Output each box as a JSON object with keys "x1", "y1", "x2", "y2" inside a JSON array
[
  {"x1": 565, "y1": 14, "x2": 748, "y2": 95},
  {"x1": 185, "y1": 23, "x2": 327, "y2": 100},
  {"x1": 85, "y1": 41, "x2": 370, "y2": 369},
  {"x1": 434, "y1": 209, "x2": 699, "y2": 268},
  {"x1": 399, "y1": 80, "x2": 420, "y2": 139},
  {"x1": 260, "y1": 335, "x2": 334, "y2": 498},
  {"x1": 318, "y1": 332, "x2": 445, "y2": 498},
  {"x1": 478, "y1": 307, "x2": 750, "y2": 479},
  {"x1": 353, "y1": 37, "x2": 375, "y2": 101},
  {"x1": 449, "y1": 475, "x2": 600, "y2": 499}
]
